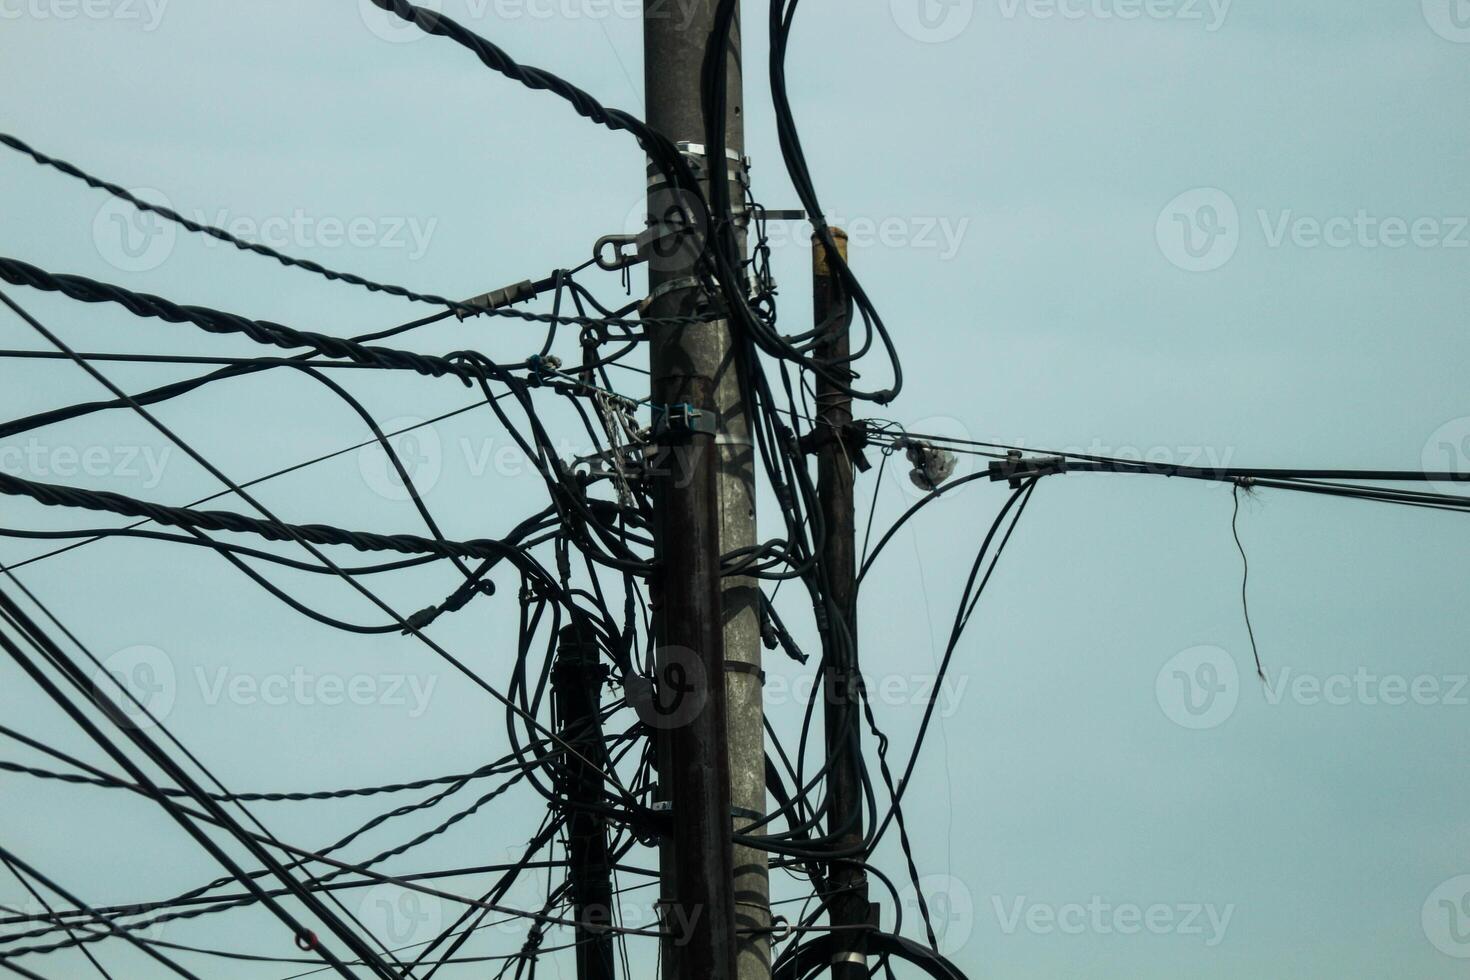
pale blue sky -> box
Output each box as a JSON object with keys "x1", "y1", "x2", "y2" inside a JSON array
[{"x1": 2, "y1": 1, "x2": 1469, "y2": 977}]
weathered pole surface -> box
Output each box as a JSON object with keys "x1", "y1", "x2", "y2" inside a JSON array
[
  {"x1": 814, "y1": 229, "x2": 872, "y2": 978},
  {"x1": 644, "y1": 1, "x2": 764, "y2": 977},
  {"x1": 553, "y1": 623, "x2": 616, "y2": 980}
]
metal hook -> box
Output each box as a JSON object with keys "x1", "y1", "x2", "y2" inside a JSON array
[{"x1": 594, "y1": 233, "x2": 644, "y2": 272}]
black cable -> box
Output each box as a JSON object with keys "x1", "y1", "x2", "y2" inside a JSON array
[
  {"x1": 0, "y1": 855, "x2": 114, "y2": 979},
  {"x1": 0, "y1": 350, "x2": 412, "y2": 368},
  {"x1": 0, "y1": 257, "x2": 493, "y2": 385},
  {"x1": 0, "y1": 470, "x2": 531, "y2": 563},
  {"x1": 0, "y1": 286, "x2": 642, "y2": 828},
  {"x1": 864, "y1": 477, "x2": 1039, "y2": 936},
  {"x1": 0, "y1": 593, "x2": 382, "y2": 978},
  {"x1": 0, "y1": 132, "x2": 707, "y2": 331},
  {"x1": 1231, "y1": 482, "x2": 1265, "y2": 682},
  {"x1": 0, "y1": 305, "x2": 460, "y2": 442},
  {"x1": 2, "y1": 399, "x2": 490, "y2": 573},
  {"x1": 0, "y1": 848, "x2": 193, "y2": 979}
]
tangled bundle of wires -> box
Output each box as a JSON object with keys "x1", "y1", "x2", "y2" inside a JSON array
[{"x1": 0, "y1": 3, "x2": 1465, "y2": 979}]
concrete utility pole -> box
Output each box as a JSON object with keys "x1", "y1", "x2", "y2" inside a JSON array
[
  {"x1": 643, "y1": 1, "x2": 767, "y2": 978},
  {"x1": 812, "y1": 230, "x2": 872, "y2": 978},
  {"x1": 552, "y1": 623, "x2": 616, "y2": 980}
]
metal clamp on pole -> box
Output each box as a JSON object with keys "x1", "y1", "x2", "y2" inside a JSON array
[
  {"x1": 988, "y1": 450, "x2": 1068, "y2": 488},
  {"x1": 667, "y1": 141, "x2": 748, "y2": 184},
  {"x1": 594, "y1": 217, "x2": 701, "y2": 273},
  {"x1": 649, "y1": 403, "x2": 717, "y2": 443},
  {"x1": 593, "y1": 233, "x2": 644, "y2": 272}
]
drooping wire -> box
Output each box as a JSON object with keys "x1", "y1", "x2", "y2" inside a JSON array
[{"x1": 1232, "y1": 481, "x2": 1266, "y2": 683}]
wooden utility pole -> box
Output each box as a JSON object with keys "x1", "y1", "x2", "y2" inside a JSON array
[
  {"x1": 553, "y1": 623, "x2": 616, "y2": 980},
  {"x1": 643, "y1": 2, "x2": 767, "y2": 978},
  {"x1": 813, "y1": 229, "x2": 872, "y2": 977}
]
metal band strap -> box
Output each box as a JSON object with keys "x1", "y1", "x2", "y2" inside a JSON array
[
  {"x1": 643, "y1": 275, "x2": 707, "y2": 309},
  {"x1": 724, "y1": 660, "x2": 765, "y2": 685},
  {"x1": 647, "y1": 800, "x2": 765, "y2": 822}
]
